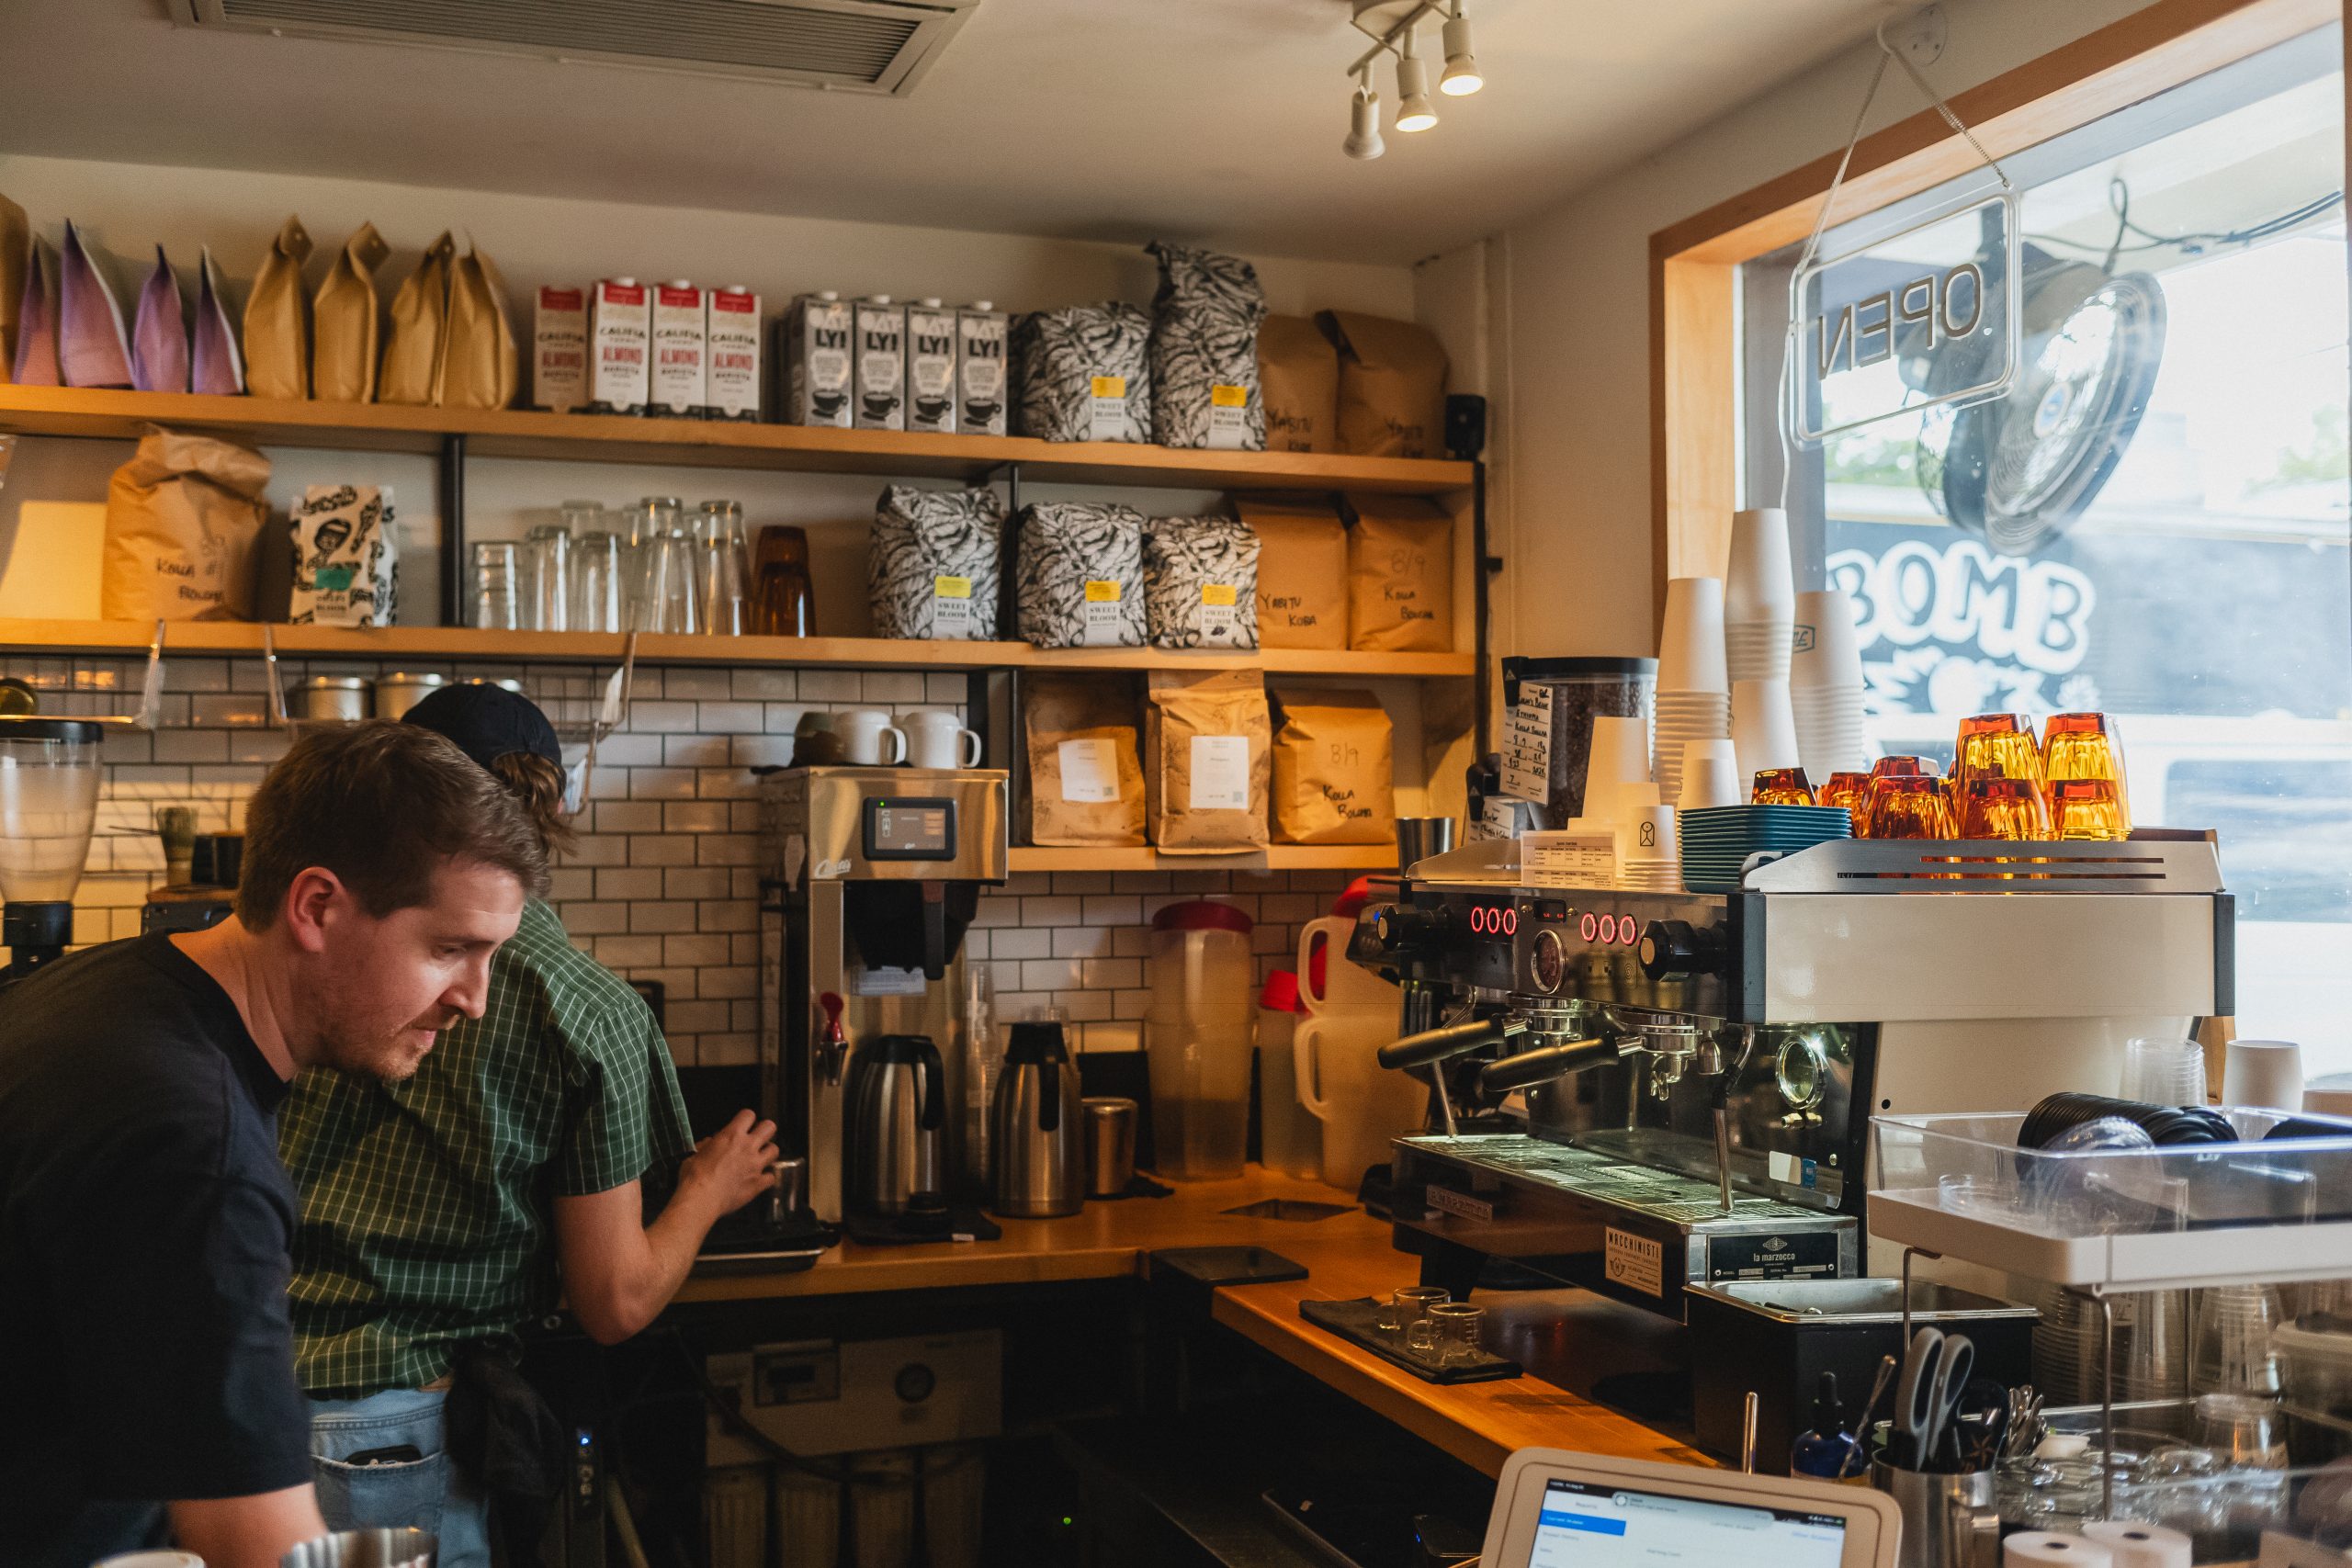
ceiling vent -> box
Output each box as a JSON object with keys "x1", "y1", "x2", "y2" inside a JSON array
[{"x1": 168, "y1": 0, "x2": 980, "y2": 96}]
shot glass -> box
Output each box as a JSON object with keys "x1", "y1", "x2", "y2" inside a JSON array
[
  {"x1": 1952, "y1": 714, "x2": 2044, "y2": 794},
  {"x1": 1957, "y1": 776, "x2": 2052, "y2": 840},
  {"x1": 1376, "y1": 1284, "x2": 1449, "y2": 1336},
  {"x1": 1751, "y1": 767, "x2": 1815, "y2": 806},
  {"x1": 1406, "y1": 1301, "x2": 1487, "y2": 1367}
]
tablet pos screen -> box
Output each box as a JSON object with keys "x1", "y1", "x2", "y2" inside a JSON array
[{"x1": 1526, "y1": 1478, "x2": 1849, "y2": 1568}]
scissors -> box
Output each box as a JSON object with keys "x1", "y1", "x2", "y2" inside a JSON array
[{"x1": 1893, "y1": 1326, "x2": 1974, "y2": 1471}]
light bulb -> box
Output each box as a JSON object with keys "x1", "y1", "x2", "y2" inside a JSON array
[
  {"x1": 1343, "y1": 84, "x2": 1385, "y2": 160},
  {"x1": 1441, "y1": 11, "x2": 1482, "y2": 95},
  {"x1": 1395, "y1": 33, "x2": 1437, "y2": 131}
]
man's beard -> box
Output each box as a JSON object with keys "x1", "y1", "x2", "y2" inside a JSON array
[{"x1": 317, "y1": 1011, "x2": 459, "y2": 1082}]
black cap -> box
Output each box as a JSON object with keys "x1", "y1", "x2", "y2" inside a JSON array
[
  {"x1": 1812, "y1": 1370, "x2": 1844, "y2": 1431},
  {"x1": 401, "y1": 682, "x2": 561, "y2": 775}
]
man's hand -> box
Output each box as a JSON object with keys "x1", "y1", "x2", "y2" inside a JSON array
[{"x1": 679, "y1": 1108, "x2": 780, "y2": 1218}]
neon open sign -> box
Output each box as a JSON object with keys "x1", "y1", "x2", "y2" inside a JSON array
[{"x1": 1787, "y1": 192, "x2": 2018, "y2": 444}]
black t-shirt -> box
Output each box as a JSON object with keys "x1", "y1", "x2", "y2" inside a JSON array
[{"x1": 0, "y1": 935, "x2": 314, "y2": 1566}]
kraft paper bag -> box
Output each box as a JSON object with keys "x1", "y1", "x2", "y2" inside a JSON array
[
  {"x1": 1235, "y1": 495, "x2": 1348, "y2": 650},
  {"x1": 1144, "y1": 667, "x2": 1271, "y2": 855},
  {"x1": 436, "y1": 241, "x2": 517, "y2": 410},
  {"x1": 1346, "y1": 493, "x2": 1454, "y2": 653},
  {"x1": 1317, "y1": 310, "x2": 1449, "y2": 458},
  {"x1": 59, "y1": 220, "x2": 133, "y2": 389},
  {"x1": 1272, "y1": 689, "x2": 1396, "y2": 846},
  {"x1": 13, "y1": 236, "x2": 59, "y2": 387},
  {"x1": 1257, "y1": 313, "x2": 1339, "y2": 454},
  {"x1": 102, "y1": 428, "x2": 271, "y2": 622},
  {"x1": 243, "y1": 215, "x2": 313, "y2": 400},
  {"x1": 0, "y1": 192, "x2": 25, "y2": 385},
  {"x1": 311, "y1": 221, "x2": 389, "y2": 404},
  {"x1": 379, "y1": 231, "x2": 453, "y2": 406},
  {"x1": 132, "y1": 245, "x2": 189, "y2": 394},
  {"x1": 191, "y1": 246, "x2": 244, "y2": 396},
  {"x1": 1023, "y1": 674, "x2": 1147, "y2": 848}
]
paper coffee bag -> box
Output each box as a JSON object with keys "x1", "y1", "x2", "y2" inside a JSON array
[
  {"x1": 379, "y1": 231, "x2": 454, "y2": 407},
  {"x1": 59, "y1": 220, "x2": 133, "y2": 389},
  {"x1": 1235, "y1": 495, "x2": 1347, "y2": 650},
  {"x1": 438, "y1": 242, "x2": 517, "y2": 411},
  {"x1": 12, "y1": 238, "x2": 59, "y2": 387},
  {"x1": 1145, "y1": 668, "x2": 1271, "y2": 855},
  {"x1": 1346, "y1": 493, "x2": 1453, "y2": 653},
  {"x1": 288, "y1": 484, "x2": 397, "y2": 626},
  {"x1": 243, "y1": 215, "x2": 313, "y2": 400},
  {"x1": 1257, "y1": 314, "x2": 1339, "y2": 454},
  {"x1": 0, "y1": 192, "x2": 25, "y2": 384},
  {"x1": 1317, "y1": 310, "x2": 1448, "y2": 458},
  {"x1": 102, "y1": 429, "x2": 270, "y2": 622},
  {"x1": 191, "y1": 247, "x2": 244, "y2": 397},
  {"x1": 131, "y1": 245, "x2": 189, "y2": 395},
  {"x1": 1272, "y1": 690, "x2": 1395, "y2": 845},
  {"x1": 1023, "y1": 674, "x2": 1146, "y2": 848},
  {"x1": 311, "y1": 221, "x2": 389, "y2": 404}
]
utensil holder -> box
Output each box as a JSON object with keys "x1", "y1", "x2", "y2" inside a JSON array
[{"x1": 1873, "y1": 1460, "x2": 1998, "y2": 1568}]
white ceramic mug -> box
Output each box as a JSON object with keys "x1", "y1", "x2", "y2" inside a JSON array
[
  {"x1": 902, "y1": 707, "x2": 983, "y2": 770},
  {"x1": 833, "y1": 707, "x2": 907, "y2": 766}
]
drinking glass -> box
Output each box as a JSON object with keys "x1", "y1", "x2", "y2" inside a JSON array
[
  {"x1": 471, "y1": 541, "x2": 519, "y2": 630},
  {"x1": 1407, "y1": 1301, "x2": 1487, "y2": 1367},
  {"x1": 1869, "y1": 774, "x2": 1952, "y2": 840},
  {"x1": 2196, "y1": 1392, "x2": 2286, "y2": 1468},
  {"x1": 1953, "y1": 713, "x2": 2045, "y2": 794},
  {"x1": 2051, "y1": 779, "x2": 2130, "y2": 841},
  {"x1": 1751, "y1": 767, "x2": 1815, "y2": 806},
  {"x1": 634, "y1": 530, "x2": 700, "y2": 635},
  {"x1": 1870, "y1": 755, "x2": 1934, "y2": 780},
  {"x1": 526, "y1": 525, "x2": 571, "y2": 632},
  {"x1": 1958, "y1": 776, "x2": 2052, "y2": 840},
  {"x1": 1375, "y1": 1284, "x2": 1449, "y2": 1335},
  {"x1": 2189, "y1": 1285, "x2": 2281, "y2": 1397},
  {"x1": 2044, "y1": 711, "x2": 2131, "y2": 818},
  {"x1": 754, "y1": 525, "x2": 816, "y2": 636},
  {"x1": 1818, "y1": 772, "x2": 1871, "y2": 830},
  {"x1": 573, "y1": 532, "x2": 624, "y2": 633},
  {"x1": 694, "y1": 502, "x2": 748, "y2": 635},
  {"x1": 558, "y1": 499, "x2": 598, "y2": 537}
]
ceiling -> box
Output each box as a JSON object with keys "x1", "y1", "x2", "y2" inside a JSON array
[{"x1": 0, "y1": 0, "x2": 1892, "y2": 265}]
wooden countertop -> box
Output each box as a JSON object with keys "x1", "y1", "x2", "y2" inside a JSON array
[{"x1": 674, "y1": 1167, "x2": 1706, "y2": 1479}]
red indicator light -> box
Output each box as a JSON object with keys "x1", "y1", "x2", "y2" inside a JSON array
[
  {"x1": 1501, "y1": 908, "x2": 1519, "y2": 935},
  {"x1": 1578, "y1": 913, "x2": 1598, "y2": 942}
]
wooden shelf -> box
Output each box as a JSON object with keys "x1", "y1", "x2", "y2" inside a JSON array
[
  {"x1": 0, "y1": 386, "x2": 1476, "y2": 496},
  {"x1": 1008, "y1": 845, "x2": 1394, "y2": 874},
  {"x1": 0, "y1": 618, "x2": 1473, "y2": 678}
]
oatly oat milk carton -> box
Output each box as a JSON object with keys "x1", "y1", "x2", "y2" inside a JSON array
[
  {"x1": 532, "y1": 286, "x2": 587, "y2": 413},
  {"x1": 957, "y1": 300, "x2": 1010, "y2": 436},
  {"x1": 854, "y1": 294, "x2": 906, "y2": 431},
  {"x1": 779, "y1": 290, "x2": 853, "y2": 428},
  {"x1": 906, "y1": 298, "x2": 960, "y2": 435},
  {"x1": 704, "y1": 286, "x2": 760, "y2": 422},
  {"x1": 650, "y1": 280, "x2": 707, "y2": 419},
  {"x1": 587, "y1": 278, "x2": 650, "y2": 415}
]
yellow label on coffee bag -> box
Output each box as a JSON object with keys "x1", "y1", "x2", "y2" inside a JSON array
[
  {"x1": 1090, "y1": 376, "x2": 1126, "y2": 399},
  {"x1": 1201, "y1": 584, "x2": 1237, "y2": 606},
  {"x1": 933, "y1": 575, "x2": 971, "y2": 599},
  {"x1": 1083, "y1": 580, "x2": 1122, "y2": 603},
  {"x1": 1210, "y1": 384, "x2": 1248, "y2": 407}
]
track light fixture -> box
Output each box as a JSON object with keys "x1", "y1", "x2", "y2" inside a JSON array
[
  {"x1": 1343, "y1": 68, "x2": 1385, "y2": 160},
  {"x1": 1342, "y1": 0, "x2": 1486, "y2": 157},
  {"x1": 1394, "y1": 28, "x2": 1438, "y2": 131},
  {"x1": 1440, "y1": 3, "x2": 1482, "y2": 95}
]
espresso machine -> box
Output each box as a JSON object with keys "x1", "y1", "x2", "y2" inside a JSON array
[
  {"x1": 1350, "y1": 833, "x2": 2234, "y2": 1314},
  {"x1": 755, "y1": 766, "x2": 1008, "y2": 1243},
  {"x1": 0, "y1": 717, "x2": 104, "y2": 988}
]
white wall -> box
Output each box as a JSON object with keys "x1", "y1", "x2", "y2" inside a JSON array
[
  {"x1": 0, "y1": 154, "x2": 1417, "y2": 627},
  {"x1": 1484, "y1": 0, "x2": 2163, "y2": 660}
]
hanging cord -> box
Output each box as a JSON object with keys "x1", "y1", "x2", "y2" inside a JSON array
[{"x1": 1776, "y1": 11, "x2": 2014, "y2": 508}]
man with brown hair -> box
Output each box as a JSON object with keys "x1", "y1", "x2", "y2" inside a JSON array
[
  {"x1": 280, "y1": 684, "x2": 775, "y2": 1565},
  {"x1": 0, "y1": 722, "x2": 545, "y2": 1568}
]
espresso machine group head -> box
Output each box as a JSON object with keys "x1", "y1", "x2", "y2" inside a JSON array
[{"x1": 1350, "y1": 834, "x2": 2233, "y2": 1311}]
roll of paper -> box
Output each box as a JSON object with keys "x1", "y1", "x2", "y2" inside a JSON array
[
  {"x1": 2005, "y1": 1532, "x2": 2113, "y2": 1568},
  {"x1": 2083, "y1": 1521, "x2": 2192, "y2": 1568}
]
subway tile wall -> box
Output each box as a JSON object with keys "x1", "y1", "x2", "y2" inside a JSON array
[{"x1": 4, "y1": 652, "x2": 1348, "y2": 1064}]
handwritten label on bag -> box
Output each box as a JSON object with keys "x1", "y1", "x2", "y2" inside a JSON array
[
  {"x1": 1500, "y1": 682, "x2": 1554, "y2": 804},
  {"x1": 1197, "y1": 581, "x2": 1238, "y2": 644},
  {"x1": 1081, "y1": 578, "x2": 1124, "y2": 647},
  {"x1": 1088, "y1": 375, "x2": 1128, "y2": 442},
  {"x1": 1604, "y1": 1226, "x2": 1666, "y2": 1297},
  {"x1": 1207, "y1": 382, "x2": 1249, "y2": 450},
  {"x1": 1057, "y1": 738, "x2": 1121, "y2": 804},
  {"x1": 1188, "y1": 735, "x2": 1251, "y2": 812},
  {"x1": 932, "y1": 573, "x2": 973, "y2": 637}
]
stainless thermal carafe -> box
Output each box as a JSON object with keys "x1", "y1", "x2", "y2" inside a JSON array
[
  {"x1": 988, "y1": 1021, "x2": 1084, "y2": 1218},
  {"x1": 844, "y1": 1033, "x2": 948, "y2": 1219}
]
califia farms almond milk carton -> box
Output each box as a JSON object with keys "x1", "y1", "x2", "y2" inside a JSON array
[
  {"x1": 532, "y1": 286, "x2": 587, "y2": 413},
  {"x1": 704, "y1": 286, "x2": 760, "y2": 421},
  {"x1": 650, "y1": 280, "x2": 707, "y2": 418},
  {"x1": 587, "y1": 278, "x2": 650, "y2": 414}
]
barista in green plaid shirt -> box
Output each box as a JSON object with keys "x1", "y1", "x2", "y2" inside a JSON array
[{"x1": 278, "y1": 685, "x2": 778, "y2": 1565}]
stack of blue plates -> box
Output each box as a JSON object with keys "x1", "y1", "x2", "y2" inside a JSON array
[{"x1": 1679, "y1": 806, "x2": 1854, "y2": 893}]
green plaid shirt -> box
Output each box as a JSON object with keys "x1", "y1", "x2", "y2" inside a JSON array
[{"x1": 279, "y1": 898, "x2": 695, "y2": 1397}]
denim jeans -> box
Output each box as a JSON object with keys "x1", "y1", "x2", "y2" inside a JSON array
[{"x1": 307, "y1": 1387, "x2": 491, "y2": 1568}]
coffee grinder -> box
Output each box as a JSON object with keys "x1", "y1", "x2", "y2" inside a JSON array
[
  {"x1": 0, "y1": 717, "x2": 104, "y2": 987},
  {"x1": 756, "y1": 765, "x2": 1008, "y2": 1238}
]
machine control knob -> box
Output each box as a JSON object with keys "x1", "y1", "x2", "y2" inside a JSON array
[
  {"x1": 1372, "y1": 903, "x2": 1451, "y2": 953},
  {"x1": 1638, "y1": 919, "x2": 1718, "y2": 979}
]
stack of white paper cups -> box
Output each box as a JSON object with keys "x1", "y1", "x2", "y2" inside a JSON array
[
  {"x1": 1656, "y1": 576, "x2": 1732, "y2": 806},
  {"x1": 1731, "y1": 679, "x2": 1801, "y2": 798},
  {"x1": 1725, "y1": 508, "x2": 1796, "y2": 683},
  {"x1": 1582, "y1": 715, "x2": 1656, "y2": 822},
  {"x1": 1791, "y1": 588, "x2": 1869, "y2": 779},
  {"x1": 1679, "y1": 739, "x2": 1742, "y2": 810}
]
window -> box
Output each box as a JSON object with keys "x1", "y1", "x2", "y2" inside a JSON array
[{"x1": 1740, "y1": 28, "x2": 2352, "y2": 1070}]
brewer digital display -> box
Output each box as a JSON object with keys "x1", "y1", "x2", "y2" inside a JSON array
[{"x1": 863, "y1": 798, "x2": 957, "y2": 860}]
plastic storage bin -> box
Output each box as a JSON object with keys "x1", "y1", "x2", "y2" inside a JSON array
[{"x1": 1145, "y1": 901, "x2": 1255, "y2": 1179}]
